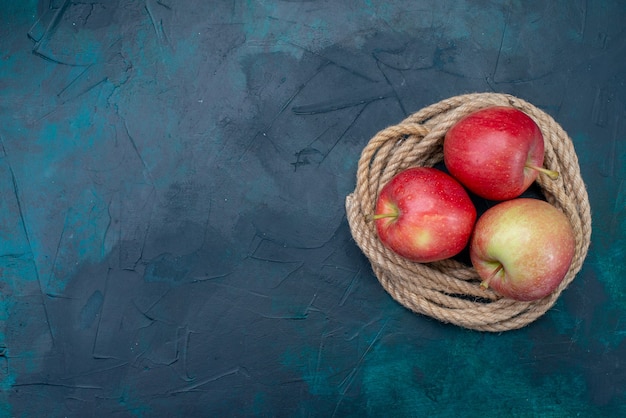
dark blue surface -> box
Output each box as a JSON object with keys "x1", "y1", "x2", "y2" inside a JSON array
[{"x1": 0, "y1": 0, "x2": 625, "y2": 416}]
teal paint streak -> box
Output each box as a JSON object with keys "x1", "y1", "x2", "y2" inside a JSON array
[
  {"x1": 0, "y1": 0, "x2": 37, "y2": 24},
  {"x1": 0, "y1": 322, "x2": 16, "y2": 392},
  {"x1": 281, "y1": 345, "x2": 330, "y2": 394},
  {"x1": 279, "y1": 318, "x2": 396, "y2": 409},
  {"x1": 244, "y1": 1, "x2": 272, "y2": 38},
  {"x1": 360, "y1": 331, "x2": 597, "y2": 417},
  {"x1": 0, "y1": 342, "x2": 15, "y2": 418},
  {"x1": 281, "y1": 313, "x2": 625, "y2": 415},
  {"x1": 2, "y1": 107, "x2": 114, "y2": 293},
  {"x1": 0, "y1": 11, "x2": 115, "y2": 404},
  {"x1": 0, "y1": 292, "x2": 16, "y2": 417},
  {"x1": 115, "y1": 22, "x2": 208, "y2": 190},
  {"x1": 117, "y1": 386, "x2": 151, "y2": 418},
  {"x1": 0, "y1": 401, "x2": 10, "y2": 418},
  {"x1": 32, "y1": 188, "x2": 110, "y2": 295},
  {"x1": 0, "y1": 254, "x2": 49, "y2": 403},
  {"x1": 239, "y1": 1, "x2": 328, "y2": 58},
  {"x1": 568, "y1": 131, "x2": 626, "y2": 348},
  {"x1": 0, "y1": 168, "x2": 31, "y2": 260},
  {"x1": 0, "y1": 136, "x2": 43, "y2": 418},
  {"x1": 252, "y1": 391, "x2": 269, "y2": 416}
]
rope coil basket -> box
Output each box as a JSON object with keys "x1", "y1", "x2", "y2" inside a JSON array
[{"x1": 345, "y1": 92, "x2": 592, "y2": 332}]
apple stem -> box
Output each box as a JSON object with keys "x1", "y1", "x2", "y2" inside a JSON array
[
  {"x1": 525, "y1": 164, "x2": 559, "y2": 180},
  {"x1": 371, "y1": 213, "x2": 398, "y2": 221},
  {"x1": 480, "y1": 264, "x2": 503, "y2": 290}
]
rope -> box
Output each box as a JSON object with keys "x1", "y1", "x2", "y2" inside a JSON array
[{"x1": 345, "y1": 93, "x2": 592, "y2": 332}]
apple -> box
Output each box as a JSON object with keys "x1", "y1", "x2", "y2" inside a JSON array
[
  {"x1": 373, "y1": 167, "x2": 477, "y2": 263},
  {"x1": 444, "y1": 106, "x2": 558, "y2": 201},
  {"x1": 470, "y1": 198, "x2": 575, "y2": 301}
]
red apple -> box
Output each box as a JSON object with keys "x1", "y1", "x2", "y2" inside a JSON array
[
  {"x1": 470, "y1": 198, "x2": 575, "y2": 301},
  {"x1": 373, "y1": 167, "x2": 477, "y2": 263},
  {"x1": 444, "y1": 106, "x2": 558, "y2": 201}
]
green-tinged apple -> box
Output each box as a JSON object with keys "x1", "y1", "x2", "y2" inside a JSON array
[
  {"x1": 470, "y1": 198, "x2": 575, "y2": 301},
  {"x1": 444, "y1": 106, "x2": 559, "y2": 201},
  {"x1": 373, "y1": 167, "x2": 477, "y2": 263}
]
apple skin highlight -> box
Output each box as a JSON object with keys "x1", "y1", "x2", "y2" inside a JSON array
[
  {"x1": 469, "y1": 198, "x2": 576, "y2": 301},
  {"x1": 374, "y1": 167, "x2": 477, "y2": 263}
]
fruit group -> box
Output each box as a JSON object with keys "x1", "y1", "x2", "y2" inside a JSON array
[
  {"x1": 373, "y1": 167, "x2": 477, "y2": 263},
  {"x1": 444, "y1": 106, "x2": 558, "y2": 201},
  {"x1": 469, "y1": 198, "x2": 575, "y2": 301}
]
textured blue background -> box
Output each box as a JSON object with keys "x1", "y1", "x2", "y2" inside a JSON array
[{"x1": 0, "y1": 0, "x2": 625, "y2": 416}]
